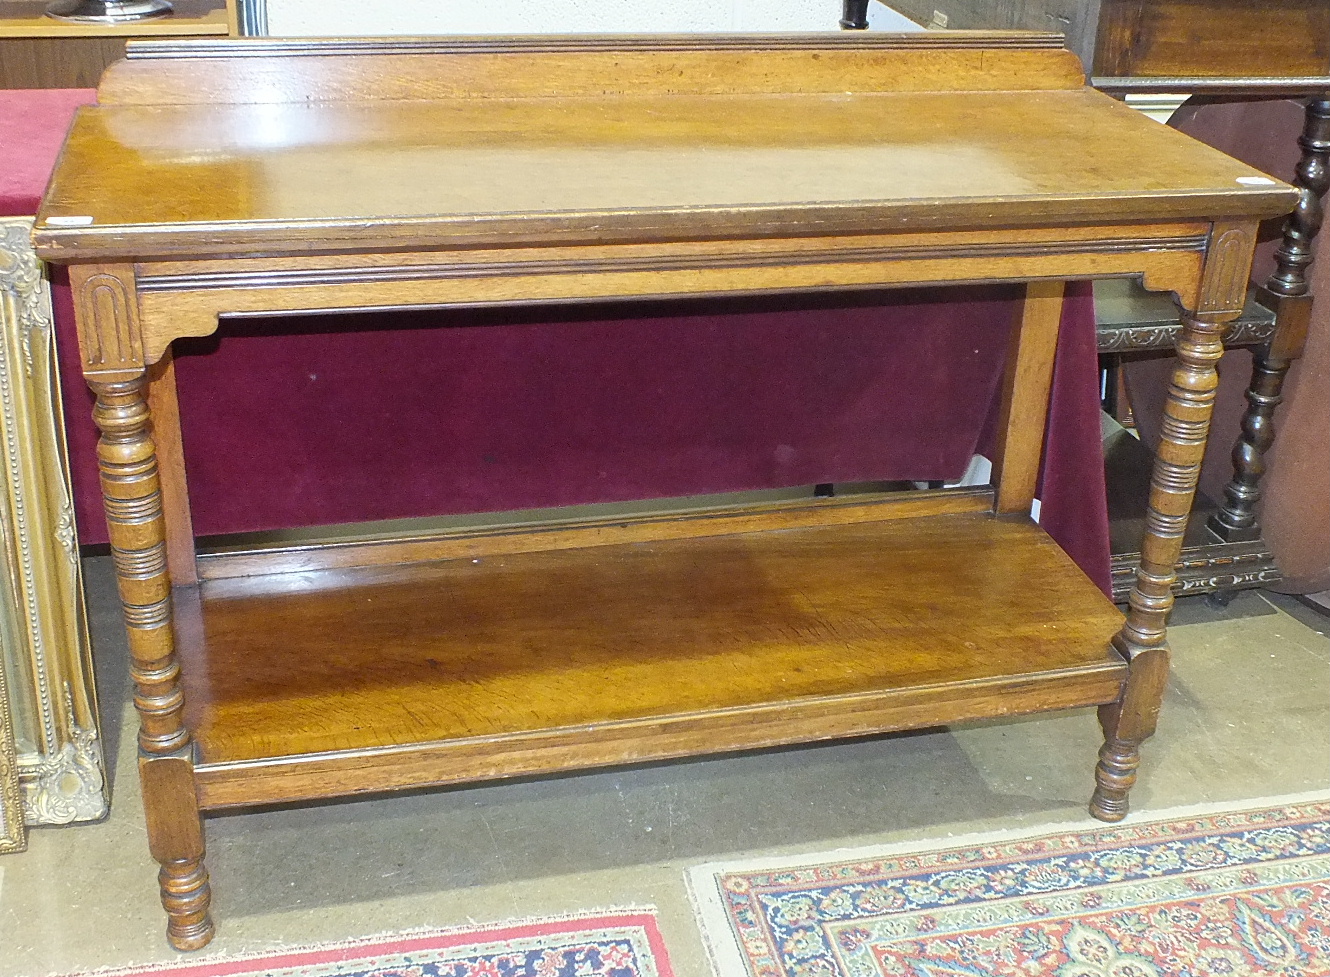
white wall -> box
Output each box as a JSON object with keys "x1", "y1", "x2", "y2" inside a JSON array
[{"x1": 264, "y1": 0, "x2": 921, "y2": 37}]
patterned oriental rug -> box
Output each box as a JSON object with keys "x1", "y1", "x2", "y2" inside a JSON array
[
  {"x1": 57, "y1": 911, "x2": 675, "y2": 977},
  {"x1": 688, "y1": 794, "x2": 1330, "y2": 977}
]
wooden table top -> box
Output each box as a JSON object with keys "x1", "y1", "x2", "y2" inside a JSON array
[{"x1": 32, "y1": 34, "x2": 1298, "y2": 262}]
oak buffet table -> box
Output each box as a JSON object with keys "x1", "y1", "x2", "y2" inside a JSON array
[{"x1": 33, "y1": 33, "x2": 1296, "y2": 950}]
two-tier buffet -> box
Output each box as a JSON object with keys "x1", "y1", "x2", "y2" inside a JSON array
[{"x1": 33, "y1": 32, "x2": 1296, "y2": 949}]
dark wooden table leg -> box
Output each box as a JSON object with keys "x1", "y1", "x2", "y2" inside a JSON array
[
  {"x1": 1208, "y1": 97, "x2": 1330, "y2": 543},
  {"x1": 90, "y1": 374, "x2": 214, "y2": 950},
  {"x1": 1091, "y1": 222, "x2": 1255, "y2": 822},
  {"x1": 840, "y1": 0, "x2": 870, "y2": 29}
]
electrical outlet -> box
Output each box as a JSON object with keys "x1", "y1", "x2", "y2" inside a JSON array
[{"x1": 929, "y1": 9, "x2": 949, "y2": 28}]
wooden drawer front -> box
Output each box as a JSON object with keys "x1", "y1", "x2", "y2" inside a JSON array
[{"x1": 1093, "y1": 0, "x2": 1330, "y2": 77}]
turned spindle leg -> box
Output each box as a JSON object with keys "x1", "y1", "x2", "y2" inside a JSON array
[
  {"x1": 91, "y1": 375, "x2": 214, "y2": 950},
  {"x1": 1092, "y1": 222, "x2": 1255, "y2": 821},
  {"x1": 1091, "y1": 310, "x2": 1226, "y2": 820},
  {"x1": 1209, "y1": 98, "x2": 1330, "y2": 543},
  {"x1": 840, "y1": 0, "x2": 870, "y2": 29}
]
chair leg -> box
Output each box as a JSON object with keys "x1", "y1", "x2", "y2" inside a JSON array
[
  {"x1": 840, "y1": 0, "x2": 870, "y2": 29},
  {"x1": 1208, "y1": 97, "x2": 1329, "y2": 544}
]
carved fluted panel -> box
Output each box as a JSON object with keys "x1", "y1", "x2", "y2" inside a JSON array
[
  {"x1": 0, "y1": 218, "x2": 106, "y2": 850},
  {"x1": 78, "y1": 269, "x2": 144, "y2": 371},
  {"x1": 1197, "y1": 224, "x2": 1258, "y2": 315}
]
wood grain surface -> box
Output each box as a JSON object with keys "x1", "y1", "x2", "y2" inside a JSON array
[
  {"x1": 177, "y1": 512, "x2": 1124, "y2": 785},
  {"x1": 35, "y1": 87, "x2": 1296, "y2": 263},
  {"x1": 31, "y1": 33, "x2": 1298, "y2": 265}
]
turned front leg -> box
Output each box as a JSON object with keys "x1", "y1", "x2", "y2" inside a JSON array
[
  {"x1": 1091, "y1": 223, "x2": 1256, "y2": 821},
  {"x1": 91, "y1": 375, "x2": 214, "y2": 950}
]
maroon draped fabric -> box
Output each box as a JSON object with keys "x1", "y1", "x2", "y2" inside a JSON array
[
  {"x1": 1037, "y1": 284, "x2": 1111, "y2": 594},
  {"x1": 5, "y1": 88, "x2": 1112, "y2": 596}
]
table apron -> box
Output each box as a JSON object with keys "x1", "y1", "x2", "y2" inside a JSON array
[{"x1": 130, "y1": 241, "x2": 1208, "y2": 367}]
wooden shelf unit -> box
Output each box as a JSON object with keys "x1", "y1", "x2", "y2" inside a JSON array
[
  {"x1": 33, "y1": 33, "x2": 1298, "y2": 950},
  {"x1": 0, "y1": 0, "x2": 235, "y2": 88}
]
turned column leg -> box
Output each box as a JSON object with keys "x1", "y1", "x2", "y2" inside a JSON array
[
  {"x1": 1091, "y1": 222, "x2": 1255, "y2": 822},
  {"x1": 1091, "y1": 310, "x2": 1227, "y2": 820},
  {"x1": 840, "y1": 0, "x2": 870, "y2": 29},
  {"x1": 1208, "y1": 97, "x2": 1329, "y2": 543},
  {"x1": 92, "y1": 375, "x2": 214, "y2": 950}
]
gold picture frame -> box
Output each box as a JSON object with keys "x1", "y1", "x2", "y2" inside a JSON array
[{"x1": 0, "y1": 216, "x2": 106, "y2": 853}]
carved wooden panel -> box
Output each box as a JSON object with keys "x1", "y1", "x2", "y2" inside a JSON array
[
  {"x1": 1110, "y1": 539, "x2": 1281, "y2": 603},
  {"x1": 73, "y1": 264, "x2": 145, "y2": 374},
  {"x1": 1197, "y1": 222, "x2": 1260, "y2": 316},
  {"x1": 0, "y1": 218, "x2": 106, "y2": 851}
]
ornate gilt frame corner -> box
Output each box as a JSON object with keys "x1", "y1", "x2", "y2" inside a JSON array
[{"x1": 0, "y1": 217, "x2": 107, "y2": 851}]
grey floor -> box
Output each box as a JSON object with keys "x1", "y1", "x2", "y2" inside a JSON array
[{"x1": 1, "y1": 559, "x2": 1327, "y2": 977}]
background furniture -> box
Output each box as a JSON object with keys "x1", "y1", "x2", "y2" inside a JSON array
[
  {"x1": 36, "y1": 33, "x2": 1292, "y2": 948},
  {"x1": 0, "y1": 0, "x2": 238, "y2": 88},
  {"x1": 1119, "y1": 94, "x2": 1330, "y2": 598},
  {"x1": 1097, "y1": 85, "x2": 1327, "y2": 601},
  {"x1": 845, "y1": 1, "x2": 1328, "y2": 601},
  {"x1": 852, "y1": 0, "x2": 1329, "y2": 78},
  {"x1": 0, "y1": 88, "x2": 104, "y2": 854}
]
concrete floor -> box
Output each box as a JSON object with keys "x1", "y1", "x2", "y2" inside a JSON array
[{"x1": 1, "y1": 561, "x2": 1327, "y2": 977}]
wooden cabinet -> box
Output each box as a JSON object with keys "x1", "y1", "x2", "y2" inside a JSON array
[
  {"x1": 0, "y1": 0, "x2": 237, "y2": 88},
  {"x1": 1090, "y1": 0, "x2": 1329, "y2": 78},
  {"x1": 874, "y1": 0, "x2": 1330, "y2": 77}
]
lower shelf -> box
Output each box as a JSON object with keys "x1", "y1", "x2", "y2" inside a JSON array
[{"x1": 177, "y1": 497, "x2": 1127, "y2": 810}]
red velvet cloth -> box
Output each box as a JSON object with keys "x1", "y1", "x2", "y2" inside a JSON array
[
  {"x1": 5, "y1": 89, "x2": 1111, "y2": 596},
  {"x1": 0, "y1": 89, "x2": 96, "y2": 217}
]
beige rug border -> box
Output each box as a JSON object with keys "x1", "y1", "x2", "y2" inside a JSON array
[{"x1": 685, "y1": 788, "x2": 1330, "y2": 977}]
